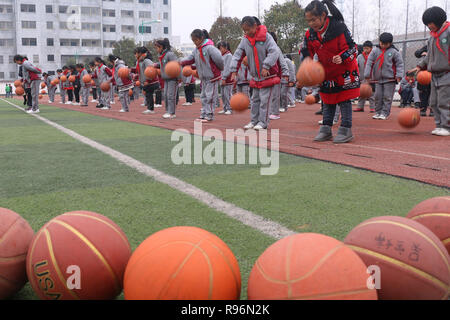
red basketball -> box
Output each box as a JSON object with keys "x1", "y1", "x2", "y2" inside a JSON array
[
  {"x1": 118, "y1": 68, "x2": 130, "y2": 79},
  {"x1": 360, "y1": 83, "x2": 373, "y2": 99},
  {"x1": 41, "y1": 83, "x2": 46, "y2": 89},
  {"x1": 305, "y1": 95, "x2": 316, "y2": 105},
  {"x1": 14, "y1": 80, "x2": 22, "y2": 87},
  {"x1": 26, "y1": 211, "x2": 131, "y2": 300},
  {"x1": 135, "y1": 81, "x2": 141, "y2": 87},
  {"x1": 243, "y1": 56, "x2": 248, "y2": 67},
  {"x1": 407, "y1": 197, "x2": 450, "y2": 255},
  {"x1": 398, "y1": 108, "x2": 421, "y2": 129},
  {"x1": 296, "y1": 58, "x2": 326, "y2": 87},
  {"x1": 248, "y1": 233, "x2": 378, "y2": 300},
  {"x1": 344, "y1": 216, "x2": 450, "y2": 300},
  {"x1": 417, "y1": 71, "x2": 432, "y2": 86},
  {"x1": 100, "y1": 82, "x2": 111, "y2": 92},
  {"x1": 165, "y1": 61, "x2": 181, "y2": 79},
  {"x1": 144, "y1": 67, "x2": 157, "y2": 80},
  {"x1": 182, "y1": 66, "x2": 192, "y2": 77},
  {"x1": 60, "y1": 75, "x2": 67, "y2": 82},
  {"x1": 82, "y1": 74, "x2": 92, "y2": 84},
  {"x1": 124, "y1": 226, "x2": 241, "y2": 300},
  {"x1": 0, "y1": 208, "x2": 34, "y2": 299},
  {"x1": 69, "y1": 75, "x2": 76, "y2": 83},
  {"x1": 15, "y1": 87, "x2": 25, "y2": 96},
  {"x1": 230, "y1": 93, "x2": 250, "y2": 112}
]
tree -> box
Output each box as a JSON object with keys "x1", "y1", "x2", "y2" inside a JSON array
[
  {"x1": 112, "y1": 37, "x2": 141, "y2": 67},
  {"x1": 262, "y1": 1, "x2": 308, "y2": 54},
  {"x1": 209, "y1": 17, "x2": 243, "y2": 52}
]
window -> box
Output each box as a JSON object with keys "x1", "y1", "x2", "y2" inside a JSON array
[
  {"x1": 121, "y1": 25, "x2": 135, "y2": 33},
  {"x1": 47, "y1": 21, "x2": 53, "y2": 29},
  {"x1": 60, "y1": 39, "x2": 80, "y2": 47},
  {"x1": 0, "y1": 72, "x2": 4, "y2": 79},
  {"x1": 59, "y1": 6, "x2": 68, "y2": 14},
  {"x1": 163, "y1": 12, "x2": 169, "y2": 20},
  {"x1": 10, "y1": 72, "x2": 16, "y2": 79},
  {"x1": 33, "y1": 55, "x2": 39, "y2": 64},
  {"x1": 0, "y1": 39, "x2": 14, "y2": 47},
  {"x1": 102, "y1": 9, "x2": 115, "y2": 17},
  {"x1": 0, "y1": 5, "x2": 14, "y2": 14},
  {"x1": 104, "y1": 40, "x2": 116, "y2": 48},
  {"x1": 21, "y1": 4, "x2": 36, "y2": 13},
  {"x1": 48, "y1": 55, "x2": 55, "y2": 62},
  {"x1": 139, "y1": 11, "x2": 152, "y2": 19},
  {"x1": 164, "y1": 27, "x2": 169, "y2": 34},
  {"x1": 82, "y1": 23, "x2": 100, "y2": 32},
  {"x1": 82, "y1": 39, "x2": 100, "y2": 47},
  {"x1": 103, "y1": 25, "x2": 116, "y2": 32},
  {"x1": 0, "y1": 21, "x2": 13, "y2": 31},
  {"x1": 138, "y1": 0, "x2": 151, "y2": 3},
  {"x1": 0, "y1": 56, "x2": 3, "y2": 64},
  {"x1": 81, "y1": 7, "x2": 100, "y2": 16},
  {"x1": 121, "y1": 10, "x2": 134, "y2": 18},
  {"x1": 22, "y1": 38, "x2": 37, "y2": 46},
  {"x1": 138, "y1": 26, "x2": 151, "y2": 33},
  {"x1": 46, "y1": 5, "x2": 53, "y2": 13},
  {"x1": 163, "y1": 0, "x2": 168, "y2": 4},
  {"x1": 47, "y1": 38, "x2": 54, "y2": 46},
  {"x1": 21, "y1": 21, "x2": 36, "y2": 29}
]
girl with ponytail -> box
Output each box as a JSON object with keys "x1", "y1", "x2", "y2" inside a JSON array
[{"x1": 301, "y1": 0, "x2": 360, "y2": 144}]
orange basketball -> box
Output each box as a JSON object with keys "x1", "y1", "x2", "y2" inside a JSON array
[
  {"x1": 118, "y1": 68, "x2": 130, "y2": 79},
  {"x1": 15, "y1": 87, "x2": 25, "y2": 96},
  {"x1": 165, "y1": 61, "x2": 181, "y2": 79},
  {"x1": 40, "y1": 90, "x2": 46, "y2": 94},
  {"x1": 157, "y1": 68, "x2": 161, "y2": 76},
  {"x1": 305, "y1": 95, "x2": 316, "y2": 105},
  {"x1": 243, "y1": 56, "x2": 248, "y2": 67},
  {"x1": 0, "y1": 208, "x2": 34, "y2": 299},
  {"x1": 26, "y1": 211, "x2": 131, "y2": 300},
  {"x1": 407, "y1": 197, "x2": 450, "y2": 255},
  {"x1": 248, "y1": 233, "x2": 377, "y2": 300},
  {"x1": 14, "y1": 80, "x2": 22, "y2": 87},
  {"x1": 144, "y1": 66, "x2": 157, "y2": 80},
  {"x1": 182, "y1": 66, "x2": 192, "y2": 77},
  {"x1": 360, "y1": 83, "x2": 373, "y2": 99},
  {"x1": 192, "y1": 69, "x2": 199, "y2": 79},
  {"x1": 51, "y1": 79, "x2": 59, "y2": 86},
  {"x1": 398, "y1": 108, "x2": 421, "y2": 129},
  {"x1": 82, "y1": 74, "x2": 92, "y2": 84},
  {"x1": 135, "y1": 81, "x2": 141, "y2": 87},
  {"x1": 230, "y1": 93, "x2": 250, "y2": 112},
  {"x1": 41, "y1": 83, "x2": 46, "y2": 89},
  {"x1": 128, "y1": 89, "x2": 133, "y2": 97},
  {"x1": 417, "y1": 71, "x2": 432, "y2": 86},
  {"x1": 344, "y1": 216, "x2": 450, "y2": 300},
  {"x1": 60, "y1": 75, "x2": 67, "y2": 82},
  {"x1": 296, "y1": 58, "x2": 326, "y2": 87},
  {"x1": 124, "y1": 226, "x2": 241, "y2": 300},
  {"x1": 90, "y1": 80, "x2": 96, "y2": 86},
  {"x1": 69, "y1": 75, "x2": 76, "y2": 83},
  {"x1": 100, "y1": 82, "x2": 111, "y2": 92},
  {"x1": 38, "y1": 95, "x2": 43, "y2": 99}
]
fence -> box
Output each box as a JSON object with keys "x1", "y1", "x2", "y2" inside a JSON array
[{"x1": 393, "y1": 38, "x2": 428, "y2": 73}]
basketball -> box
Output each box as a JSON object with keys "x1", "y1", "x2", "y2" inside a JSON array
[
  {"x1": 192, "y1": 69, "x2": 199, "y2": 79},
  {"x1": 135, "y1": 81, "x2": 141, "y2": 87},
  {"x1": 360, "y1": 84, "x2": 373, "y2": 99},
  {"x1": 165, "y1": 61, "x2": 181, "y2": 79},
  {"x1": 398, "y1": 108, "x2": 421, "y2": 129},
  {"x1": 0, "y1": 208, "x2": 34, "y2": 299},
  {"x1": 344, "y1": 216, "x2": 450, "y2": 300},
  {"x1": 41, "y1": 83, "x2": 46, "y2": 89},
  {"x1": 60, "y1": 75, "x2": 67, "y2": 82},
  {"x1": 406, "y1": 197, "x2": 450, "y2": 255},
  {"x1": 296, "y1": 58, "x2": 326, "y2": 87},
  {"x1": 417, "y1": 71, "x2": 432, "y2": 86},
  {"x1": 38, "y1": 95, "x2": 43, "y2": 99},
  {"x1": 182, "y1": 66, "x2": 192, "y2": 77},
  {"x1": 118, "y1": 68, "x2": 130, "y2": 79},
  {"x1": 100, "y1": 82, "x2": 111, "y2": 92},
  {"x1": 40, "y1": 90, "x2": 46, "y2": 94},
  {"x1": 124, "y1": 226, "x2": 241, "y2": 300},
  {"x1": 14, "y1": 80, "x2": 22, "y2": 87},
  {"x1": 305, "y1": 95, "x2": 316, "y2": 105},
  {"x1": 157, "y1": 68, "x2": 161, "y2": 76},
  {"x1": 128, "y1": 89, "x2": 133, "y2": 97},
  {"x1": 243, "y1": 56, "x2": 248, "y2": 67},
  {"x1": 82, "y1": 74, "x2": 92, "y2": 84},
  {"x1": 69, "y1": 75, "x2": 76, "y2": 83},
  {"x1": 26, "y1": 211, "x2": 131, "y2": 300},
  {"x1": 15, "y1": 87, "x2": 24, "y2": 96},
  {"x1": 248, "y1": 233, "x2": 377, "y2": 300},
  {"x1": 51, "y1": 79, "x2": 59, "y2": 86},
  {"x1": 230, "y1": 93, "x2": 250, "y2": 112},
  {"x1": 90, "y1": 80, "x2": 95, "y2": 86},
  {"x1": 144, "y1": 66, "x2": 157, "y2": 80}
]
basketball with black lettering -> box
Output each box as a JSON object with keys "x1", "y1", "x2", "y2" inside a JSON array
[{"x1": 26, "y1": 211, "x2": 131, "y2": 300}]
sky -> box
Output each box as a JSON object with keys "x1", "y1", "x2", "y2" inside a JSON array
[{"x1": 172, "y1": 0, "x2": 449, "y2": 45}]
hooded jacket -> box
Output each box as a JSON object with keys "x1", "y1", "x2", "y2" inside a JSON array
[
  {"x1": 156, "y1": 49, "x2": 180, "y2": 81},
  {"x1": 418, "y1": 22, "x2": 450, "y2": 76},
  {"x1": 21, "y1": 60, "x2": 42, "y2": 83},
  {"x1": 364, "y1": 45, "x2": 404, "y2": 83}
]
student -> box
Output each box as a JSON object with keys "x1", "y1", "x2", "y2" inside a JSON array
[
  {"x1": 364, "y1": 33, "x2": 404, "y2": 120},
  {"x1": 93, "y1": 57, "x2": 113, "y2": 110},
  {"x1": 133, "y1": 47, "x2": 159, "y2": 114},
  {"x1": 229, "y1": 17, "x2": 282, "y2": 130},
  {"x1": 355, "y1": 41, "x2": 375, "y2": 112},
  {"x1": 414, "y1": 45, "x2": 433, "y2": 117},
  {"x1": 280, "y1": 54, "x2": 296, "y2": 113},
  {"x1": 399, "y1": 74, "x2": 416, "y2": 107},
  {"x1": 56, "y1": 69, "x2": 65, "y2": 104},
  {"x1": 5, "y1": 84, "x2": 12, "y2": 98},
  {"x1": 181, "y1": 29, "x2": 224, "y2": 122},
  {"x1": 107, "y1": 63, "x2": 116, "y2": 105},
  {"x1": 217, "y1": 41, "x2": 234, "y2": 115},
  {"x1": 42, "y1": 72, "x2": 58, "y2": 103},
  {"x1": 181, "y1": 68, "x2": 196, "y2": 106},
  {"x1": 411, "y1": 6, "x2": 449, "y2": 136},
  {"x1": 88, "y1": 62, "x2": 99, "y2": 103},
  {"x1": 236, "y1": 58, "x2": 251, "y2": 98},
  {"x1": 76, "y1": 64, "x2": 90, "y2": 107},
  {"x1": 301, "y1": 0, "x2": 360, "y2": 143},
  {"x1": 61, "y1": 66, "x2": 74, "y2": 105},
  {"x1": 108, "y1": 54, "x2": 133, "y2": 113},
  {"x1": 154, "y1": 38, "x2": 179, "y2": 119},
  {"x1": 69, "y1": 65, "x2": 81, "y2": 106},
  {"x1": 14, "y1": 55, "x2": 42, "y2": 114}
]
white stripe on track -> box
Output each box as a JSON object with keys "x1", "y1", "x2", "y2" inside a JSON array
[{"x1": 1, "y1": 98, "x2": 295, "y2": 240}]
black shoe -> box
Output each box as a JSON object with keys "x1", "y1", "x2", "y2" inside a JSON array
[
  {"x1": 420, "y1": 111, "x2": 427, "y2": 117},
  {"x1": 315, "y1": 110, "x2": 323, "y2": 115},
  {"x1": 96, "y1": 104, "x2": 103, "y2": 109},
  {"x1": 429, "y1": 112, "x2": 434, "y2": 117}
]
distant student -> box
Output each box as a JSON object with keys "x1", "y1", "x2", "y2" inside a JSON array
[
  {"x1": 399, "y1": 74, "x2": 416, "y2": 107},
  {"x1": 230, "y1": 16, "x2": 282, "y2": 130},
  {"x1": 414, "y1": 45, "x2": 432, "y2": 117},
  {"x1": 218, "y1": 41, "x2": 234, "y2": 115},
  {"x1": 280, "y1": 54, "x2": 296, "y2": 113},
  {"x1": 93, "y1": 57, "x2": 113, "y2": 110},
  {"x1": 181, "y1": 29, "x2": 224, "y2": 122},
  {"x1": 5, "y1": 83, "x2": 12, "y2": 98},
  {"x1": 61, "y1": 66, "x2": 74, "y2": 105},
  {"x1": 355, "y1": 40, "x2": 375, "y2": 112},
  {"x1": 14, "y1": 55, "x2": 42, "y2": 114},
  {"x1": 364, "y1": 33, "x2": 404, "y2": 120},
  {"x1": 236, "y1": 58, "x2": 251, "y2": 98},
  {"x1": 42, "y1": 72, "x2": 58, "y2": 103},
  {"x1": 411, "y1": 6, "x2": 449, "y2": 136},
  {"x1": 155, "y1": 38, "x2": 179, "y2": 119},
  {"x1": 76, "y1": 64, "x2": 90, "y2": 107},
  {"x1": 108, "y1": 54, "x2": 133, "y2": 113},
  {"x1": 181, "y1": 67, "x2": 196, "y2": 106},
  {"x1": 69, "y1": 65, "x2": 81, "y2": 106},
  {"x1": 133, "y1": 47, "x2": 159, "y2": 114},
  {"x1": 88, "y1": 62, "x2": 99, "y2": 103}
]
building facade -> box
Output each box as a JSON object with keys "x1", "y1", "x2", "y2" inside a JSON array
[{"x1": 0, "y1": 0, "x2": 172, "y2": 80}]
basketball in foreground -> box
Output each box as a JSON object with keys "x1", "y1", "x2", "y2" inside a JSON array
[
  {"x1": 0, "y1": 208, "x2": 34, "y2": 299},
  {"x1": 360, "y1": 84, "x2": 373, "y2": 99},
  {"x1": 230, "y1": 93, "x2": 250, "y2": 112},
  {"x1": 26, "y1": 211, "x2": 131, "y2": 300},
  {"x1": 296, "y1": 58, "x2": 325, "y2": 87},
  {"x1": 165, "y1": 61, "x2": 181, "y2": 79},
  {"x1": 407, "y1": 197, "x2": 450, "y2": 255},
  {"x1": 417, "y1": 71, "x2": 432, "y2": 86},
  {"x1": 344, "y1": 216, "x2": 450, "y2": 300},
  {"x1": 100, "y1": 82, "x2": 111, "y2": 92},
  {"x1": 398, "y1": 108, "x2": 420, "y2": 129},
  {"x1": 124, "y1": 226, "x2": 241, "y2": 300},
  {"x1": 305, "y1": 95, "x2": 316, "y2": 105},
  {"x1": 248, "y1": 233, "x2": 377, "y2": 300}
]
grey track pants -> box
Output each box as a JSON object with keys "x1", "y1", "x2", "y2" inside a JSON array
[
  {"x1": 374, "y1": 82, "x2": 396, "y2": 116},
  {"x1": 164, "y1": 79, "x2": 178, "y2": 115},
  {"x1": 221, "y1": 84, "x2": 233, "y2": 112},
  {"x1": 430, "y1": 72, "x2": 450, "y2": 130},
  {"x1": 251, "y1": 86, "x2": 274, "y2": 129},
  {"x1": 200, "y1": 80, "x2": 219, "y2": 120}
]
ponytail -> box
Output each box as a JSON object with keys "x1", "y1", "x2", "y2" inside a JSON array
[
  {"x1": 155, "y1": 38, "x2": 171, "y2": 51},
  {"x1": 202, "y1": 29, "x2": 210, "y2": 40},
  {"x1": 241, "y1": 16, "x2": 261, "y2": 28},
  {"x1": 305, "y1": 0, "x2": 344, "y2": 22},
  {"x1": 323, "y1": 0, "x2": 344, "y2": 22}
]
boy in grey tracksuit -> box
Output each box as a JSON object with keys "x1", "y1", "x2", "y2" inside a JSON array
[
  {"x1": 181, "y1": 37, "x2": 224, "y2": 121},
  {"x1": 236, "y1": 63, "x2": 251, "y2": 97},
  {"x1": 156, "y1": 49, "x2": 180, "y2": 118},
  {"x1": 43, "y1": 74, "x2": 58, "y2": 103},
  {"x1": 19, "y1": 58, "x2": 42, "y2": 112},
  {"x1": 280, "y1": 55, "x2": 296, "y2": 113},
  {"x1": 77, "y1": 66, "x2": 90, "y2": 106},
  {"x1": 96, "y1": 62, "x2": 112, "y2": 110},
  {"x1": 220, "y1": 49, "x2": 234, "y2": 114},
  {"x1": 269, "y1": 49, "x2": 289, "y2": 118},
  {"x1": 356, "y1": 43, "x2": 375, "y2": 112},
  {"x1": 364, "y1": 33, "x2": 404, "y2": 120},
  {"x1": 111, "y1": 58, "x2": 133, "y2": 112}
]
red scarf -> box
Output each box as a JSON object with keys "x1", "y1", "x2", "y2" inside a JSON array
[
  {"x1": 375, "y1": 48, "x2": 387, "y2": 70},
  {"x1": 159, "y1": 50, "x2": 168, "y2": 68},
  {"x1": 317, "y1": 17, "x2": 330, "y2": 42},
  {"x1": 431, "y1": 21, "x2": 449, "y2": 56},
  {"x1": 245, "y1": 25, "x2": 267, "y2": 78},
  {"x1": 363, "y1": 52, "x2": 370, "y2": 66},
  {"x1": 136, "y1": 59, "x2": 141, "y2": 76}
]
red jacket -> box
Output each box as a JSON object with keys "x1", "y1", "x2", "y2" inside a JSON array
[{"x1": 301, "y1": 17, "x2": 360, "y2": 104}]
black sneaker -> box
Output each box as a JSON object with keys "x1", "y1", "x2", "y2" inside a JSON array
[
  {"x1": 420, "y1": 111, "x2": 427, "y2": 117},
  {"x1": 429, "y1": 112, "x2": 434, "y2": 117},
  {"x1": 96, "y1": 104, "x2": 103, "y2": 109},
  {"x1": 315, "y1": 110, "x2": 323, "y2": 115}
]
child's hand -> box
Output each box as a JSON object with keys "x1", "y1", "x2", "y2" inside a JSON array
[
  {"x1": 261, "y1": 68, "x2": 270, "y2": 77},
  {"x1": 408, "y1": 67, "x2": 420, "y2": 74},
  {"x1": 332, "y1": 55, "x2": 342, "y2": 64},
  {"x1": 230, "y1": 73, "x2": 236, "y2": 82},
  {"x1": 282, "y1": 76, "x2": 289, "y2": 82}
]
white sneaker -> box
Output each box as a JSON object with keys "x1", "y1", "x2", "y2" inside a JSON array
[
  {"x1": 280, "y1": 108, "x2": 286, "y2": 113},
  {"x1": 289, "y1": 104, "x2": 296, "y2": 108},
  {"x1": 141, "y1": 103, "x2": 146, "y2": 107},
  {"x1": 72, "y1": 102, "x2": 80, "y2": 106},
  {"x1": 218, "y1": 110, "x2": 226, "y2": 114},
  {"x1": 269, "y1": 115, "x2": 280, "y2": 120},
  {"x1": 254, "y1": 124, "x2": 265, "y2": 130},
  {"x1": 48, "y1": 101, "x2": 53, "y2": 104},
  {"x1": 379, "y1": 114, "x2": 388, "y2": 120},
  {"x1": 318, "y1": 120, "x2": 323, "y2": 125},
  {"x1": 142, "y1": 110, "x2": 155, "y2": 114},
  {"x1": 435, "y1": 128, "x2": 450, "y2": 136},
  {"x1": 26, "y1": 109, "x2": 34, "y2": 114},
  {"x1": 155, "y1": 104, "x2": 162, "y2": 108},
  {"x1": 34, "y1": 109, "x2": 40, "y2": 114},
  {"x1": 119, "y1": 109, "x2": 128, "y2": 113},
  {"x1": 101, "y1": 106, "x2": 110, "y2": 110},
  {"x1": 372, "y1": 114, "x2": 381, "y2": 119},
  {"x1": 163, "y1": 113, "x2": 176, "y2": 119},
  {"x1": 224, "y1": 110, "x2": 232, "y2": 115},
  {"x1": 65, "y1": 101, "x2": 72, "y2": 105},
  {"x1": 91, "y1": 100, "x2": 98, "y2": 103},
  {"x1": 111, "y1": 101, "x2": 115, "y2": 105},
  {"x1": 431, "y1": 128, "x2": 442, "y2": 135},
  {"x1": 244, "y1": 122, "x2": 255, "y2": 129}
]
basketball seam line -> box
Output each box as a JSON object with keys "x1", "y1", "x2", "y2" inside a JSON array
[
  {"x1": 410, "y1": 213, "x2": 450, "y2": 219},
  {"x1": 0, "y1": 253, "x2": 27, "y2": 262},
  {"x1": 276, "y1": 287, "x2": 375, "y2": 300},
  {"x1": 0, "y1": 217, "x2": 21, "y2": 245},
  {"x1": 0, "y1": 272, "x2": 21, "y2": 286}
]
